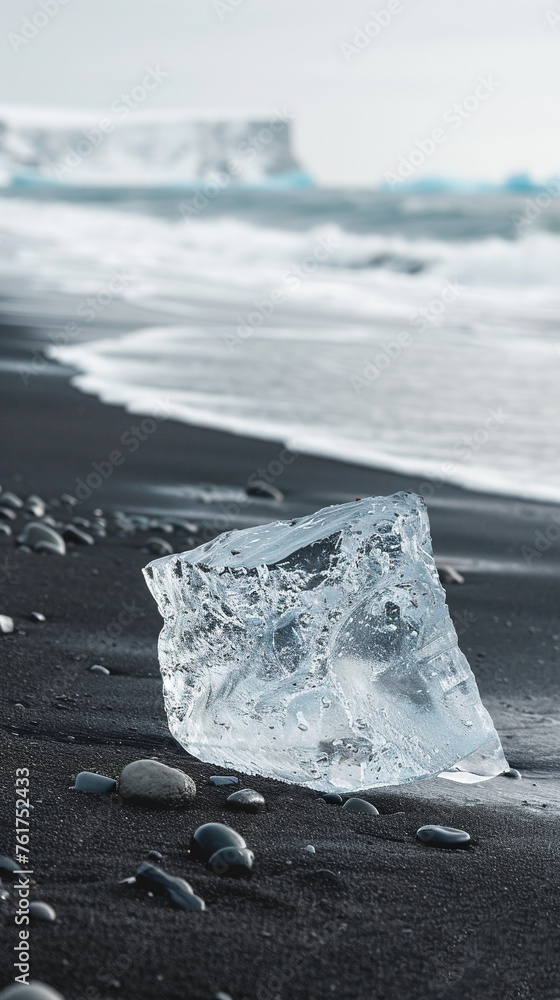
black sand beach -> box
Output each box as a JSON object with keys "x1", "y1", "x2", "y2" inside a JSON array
[{"x1": 1, "y1": 312, "x2": 559, "y2": 1000}]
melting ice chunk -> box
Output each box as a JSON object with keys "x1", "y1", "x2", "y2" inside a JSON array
[{"x1": 143, "y1": 493, "x2": 507, "y2": 792}]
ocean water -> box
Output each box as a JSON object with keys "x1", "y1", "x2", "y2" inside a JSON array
[{"x1": 1, "y1": 187, "x2": 559, "y2": 502}]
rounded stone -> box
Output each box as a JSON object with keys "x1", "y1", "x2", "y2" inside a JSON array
[
  {"x1": 190, "y1": 822, "x2": 246, "y2": 862},
  {"x1": 207, "y1": 846, "x2": 254, "y2": 879},
  {"x1": 341, "y1": 797, "x2": 379, "y2": 815},
  {"x1": 119, "y1": 759, "x2": 196, "y2": 809},
  {"x1": 147, "y1": 850, "x2": 163, "y2": 862},
  {"x1": 135, "y1": 861, "x2": 205, "y2": 911},
  {"x1": 30, "y1": 901, "x2": 57, "y2": 922},
  {"x1": 146, "y1": 537, "x2": 174, "y2": 555},
  {"x1": 74, "y1": 771, "x2": 116, "y2": 794},
  {"x1": 0, "y1": 984, "x2": 65, "y2": 1000},
  {"x1": 89, "y1": 664, "x2": 110, "y2": 675},
  {"x1": 416, "y1": 825, "x2": 471, "y2": 849},
  {"x1": 30, "y1": 612, "x2": 46, "y2": 623},
  {"x1": 503, "y1": 768, "x2": 522, "y2": 779},
  {"x1": 208, "y1": 775, "x2": 239, "y2": 787},
  {"x1": 322, "y1": 792, "x2": 343, "y2": 804},
  {"x1": 0, "y1": 524, "x2": 12, "y2": 537},
  {"x1": 226, "y1": 788, "x2": 266, "y2": 813},
  {"x1": 62, "y1": 525, "x2": 94, "y2": 545},
  {"x1": 246, "y1": 481, "x2": 284, "y2": 501},
  {"x1": 0, "y1": 491, "x2": 23, "y2": 510},
  {"x1": 34, "y1": 541, "x2": 66, "y2": 556},
  {"x1": 0, "y1": 854, "x2": 20, "y2": 879},
  {"x1": 0, "y1": 615, "x2": 14, "y2": 634},
  {"x1": 0, "y1": 507, "x2": 16, "y2": 521},
  {"x1": 18, "y1": 523, "x2": 66, "y2": 555}
]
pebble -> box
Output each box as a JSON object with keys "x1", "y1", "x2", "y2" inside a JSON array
[
  {"x1": 0, "y1": 524, "x2": 11, "y2": 537},
  {"x1": 0, "y1": 854, "x2": 20, "y2": 878},
  {"x1": 208, "y1": 775, "x2": 239, "y2": 787},
  {"x1": 416, "y1": 825, "x2": 471, "y2": 849},
  {"x1": 503, "y1": 768, "x2": 522, "y2": 779},
  {"x1": 246, "y1": 481, "x2": 284, "y2": 501},
  {"x1": 0, "y1": 491, "x2": 23, "y2": 509},
  {"x1": 147, "y1": 850, "x2": 164, "y2": 862},
  {"x1": 146, "y1": 537, "x2": 174, "y2": 555},
  {"x1": 341, "y1": 797, "x2": 379, "y2": 815},
  {"x1": 135, "y1": 862, "x2": 205, "y2": 911},
  {"x1": 18, "y1": 523, "x2": 66, "y2": 555},
  {"x1": 190, "y1": 822, "x2": 246, "y2": 862},
  {"x1": 0, "y1": 506, "x2": 17, "y2": 520},
  {"x1": 30, "y1": 612, "x2": 46, "y2": 622},
  {"x1": 62, "y1": 525, "x2": 94, "y2": 545},
  {"x1": 226, "y1": 788, "x2": 266, "y2": 813},
  {"x1": 90, "y1": 664, "x2": 110, "y2": 675},
  {"x1": 304, "y1": 845, "x2": 316, "y2": 853},
  {"x1": 322, "y1": 792, "x2": 343, "y2": 804},
  {"x1": 25, "y1": 496, "x2": 46, "y2": 518},
  {"x1": 119, "y1": 759, "x2": 196, "y2": 808},
  {"x1": 74, "y1": 771, "x2": 116, "y2": 794},
  {"x1": 437, "y1": 565, "x2": 465, "y2": 585},
  {"x1": 213, "y1": 994, "x2": 235, "y2": 1000},
  {"x1": 29, "y1": 901, "x2": 57, "y2": 922},
  {"x1": 207, "y1": 846, "x2": 254, "y2": 879},
  {"x1": 0, "y1": 984, "x2": 66, "y2": 1000},
  {"x1": 0, "y1": 615, "x2": 14, "y2": 634}
]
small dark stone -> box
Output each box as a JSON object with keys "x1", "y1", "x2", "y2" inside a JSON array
[
  {"x1": 246, "y1": 481, "x2": 284, "y2": 501},
  {"x1": 226, "y1": 788, "x2": 265, "y2": 813},
  {"x1": 29, "y1": 901, "x2": 56, "y2": 922},
  {"x1": 74, "y1": 771, "x2": 116, "y2": 794},
  {"x1": 341, "y1": 797, "x2": 379, "y2": 815},
  {"x1": 0, "y1": 491, "x2": 23, "y2": 509},
  {"x1": 0, "y1": 524, "x2": 12, "y2": 537},
  {"x1": 416, "y1": 825, "x2": 471, "y2": 849},
  {"x1": 62, "y1": 525, "x2": 94, "y2": 545},
  {"x1": 18, "y1": 523, "x2": 66, "y2": 555},
  {"x1": 30, "y1": 612, "x2": 46, "y2": 623},
  {"x1": 190, "y1": 822, "x2": 246, "y2": 862},
  {"x1": 437, "y1": 565, "x2": 465, "y2": 585},
  {"x1": 503, "y1": 767, "x2": 522, "y2": 779},
  {"x1": 213, "y1": 993, "x2": 235, "y2": 1000},
  {"x1": 146, "y1": 537, "x2": 174, "y2": 555},
  {"x1": 208, "y1": 775, "x2": 239, "y2": 787},
  {"x1": 135, "y1": 861, "x2": 205, "y2": 911},
  {"x1": 25, "y1": 496, "x2": 46, "y2": 518},
  {"x1": 322, "y1": 792, "x2": 343, "y2": 804},
  {"x1": 72, "y1": 517, "x2": 90, "y2": 528},
  {"x1": 147, "y1": 850, "x2": 163, "y2": 862},
  {"x1": 90, "y1": 664, "x2": 110, "y2": 675},
  {"x1": 207, "y1": 846, "x2": 254, "y2": 879},
  {"x1": 0, "y1": 507, "x2": 17, "y2": 521},
  {"x1": 0, "y1": 854, "x2": 20, "y2": 879}
]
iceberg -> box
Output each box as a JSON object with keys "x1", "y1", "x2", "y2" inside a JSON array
[
  {"x1": 143, "y1": 493, "x2": 507, "y2": 792},
  {"x1": 0, "y1": 105, "x2": 310, "y2": 189}
]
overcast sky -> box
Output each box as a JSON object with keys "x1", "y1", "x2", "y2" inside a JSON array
[{"x1": 0, "y1": 0, "x2": 558, "y2": 186}]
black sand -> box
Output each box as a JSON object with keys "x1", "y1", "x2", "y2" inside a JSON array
[{"x1": 1, "y1": 316, "x2": 559, "y2": 1000}]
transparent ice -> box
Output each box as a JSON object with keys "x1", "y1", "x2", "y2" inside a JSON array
[{"x1": 143, "y1": 493, "x2": 507, "y2": 792}]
